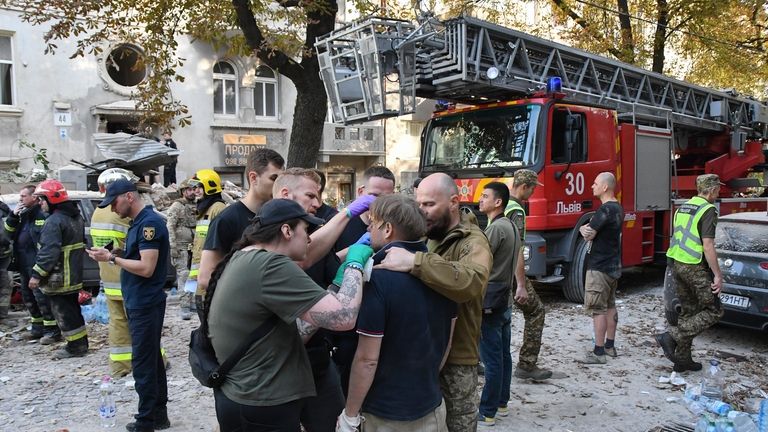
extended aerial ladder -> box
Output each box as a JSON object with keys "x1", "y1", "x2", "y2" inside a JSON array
[{"x1": 316, "y1": 15, "x2": 768, "y2": 141}]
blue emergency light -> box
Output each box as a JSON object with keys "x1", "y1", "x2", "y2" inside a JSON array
[{"x1": 546, "y1": 77, "x2": 563, "y2": 93}]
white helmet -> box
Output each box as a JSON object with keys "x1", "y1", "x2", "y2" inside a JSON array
[{"x1": 97, "y1": 168, "x2": 139, "y2": 189}]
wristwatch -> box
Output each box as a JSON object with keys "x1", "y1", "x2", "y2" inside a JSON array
[{"x1": 108, "y1": 254, "x2": 117, "y2": 265}]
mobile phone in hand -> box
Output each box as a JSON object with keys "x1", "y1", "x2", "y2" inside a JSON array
[{"x1": 104, "y1": 240, "x2": 114, "y2": 251}]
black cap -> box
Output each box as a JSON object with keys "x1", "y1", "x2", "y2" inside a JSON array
[
  {"x1": 253, "y1": 199, "x2": 325, "y2": 227},
  {"x1": 98, "y1": 179, "x2": 137, "y2": 208}
]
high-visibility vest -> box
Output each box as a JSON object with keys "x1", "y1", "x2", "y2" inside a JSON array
[
  {"x1": 189, "y1": 202, "x2": 226, "y2": 280},
  {"x1": 504, "y1": 198, "x2": 526, "y2": 238},
  {"x1": 666, "y1": 196, "x2": 715, "y2": 264},
  {"x1": 90, "y1": 207, "x2": 130, "y2": 298}
]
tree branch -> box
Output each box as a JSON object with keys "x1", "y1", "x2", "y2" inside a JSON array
[
  {"x1": 550, "y1": 0, "x2": 625, "y2": 60},
  {"x1": 231, "y1": 0, "x2": 304, "y2": 81}
]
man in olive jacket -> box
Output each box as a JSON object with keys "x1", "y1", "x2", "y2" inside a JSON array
[
  {"x1": 377, "y1": 172, "x2": 492, "y2": 432},
  {"x1": 29, "y1": 180, "x2": 87, "y2": 358}
]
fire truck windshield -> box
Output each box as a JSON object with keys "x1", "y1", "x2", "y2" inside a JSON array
[{"x1": 422, "y1": 104, "x2": 542, "y2": 172}]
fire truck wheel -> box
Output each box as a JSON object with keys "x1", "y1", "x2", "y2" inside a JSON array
[{"x1": 563, "y1": 238, "x2": 588, "y2": 303}]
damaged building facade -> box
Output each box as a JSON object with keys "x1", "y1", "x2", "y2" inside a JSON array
[{"x1": 0, "y1": 7, "x2": 423, "y2": 201}]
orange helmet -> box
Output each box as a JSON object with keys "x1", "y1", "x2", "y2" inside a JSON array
[{"x1": 34, "y1": 179, "x2": 69, "y2": 205}]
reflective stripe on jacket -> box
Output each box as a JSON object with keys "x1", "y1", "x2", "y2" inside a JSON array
[
  {"x1": 189, "y1": 201, "x2": 226, "y2": 280},
  {"x1": 666, "y1": 196, "x2": 715, "y2": 264},
  {"x1": 91, "y1": 206, "x2": 130, "y2": 292}
]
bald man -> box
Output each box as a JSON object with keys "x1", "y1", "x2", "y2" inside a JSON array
[
  {"x1": 578, "y1": 172, "x2": 624, "y2": 364},
  {"x1": 377, "y1": 173, "x2": 492, "y2": 432}
]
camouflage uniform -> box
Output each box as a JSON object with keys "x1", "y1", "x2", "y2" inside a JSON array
[
  {"x1": 166, "y1": 195, "x2": 196, "y2": 315},
  {"x1": 504, "y1": 169, "x2": 547, "y2": 374},
  {"x1": 669, "y1": 261, "x2": 723, "y2": 361},
  {"x1": 513, "y1": 278, "x2": 545, "y2": 370},
  {"x1": 665, "y1": 174, "x2": 725, "y2": 363},
  {"x1": 440, "y1": 364, "x2": 479, "y2": 432}
]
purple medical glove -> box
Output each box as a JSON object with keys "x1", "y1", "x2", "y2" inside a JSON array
[{"x1": 345, "y1": 194, "x2": 375, "y2": 218}]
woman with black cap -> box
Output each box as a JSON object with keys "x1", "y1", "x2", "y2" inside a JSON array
[{"x1": 205, "y1": 198, "x2": 373, "y2": 431}]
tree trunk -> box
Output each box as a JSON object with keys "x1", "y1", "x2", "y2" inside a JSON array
[
  {"x1": 232, "y1": 0, "x2": 337, "y2": 168},
  {"x1": 652, "y1": 0, "x2": 668, "y2": 73},
  {"x1": 616, "y1": 0, "x2": 635, "y2": 64},
  {"x1": 287, "y1": 82, "x2": 328, "y2": 167}
]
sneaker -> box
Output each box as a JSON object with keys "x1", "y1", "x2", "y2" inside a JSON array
[
  {"x1": 654, "y1": 332, "x2": 678, "y2": 363},
  {"x1": 514, "y1": 366, "x2": 553, "y2": 380},
  {"x1": 673, "y1": 361, "x2": 703, "y2": 372},
  {"x1": 52, "y1": 347, "x2": 88, "y2": 359},
  {"x1": 39, "y1": 333, "x2": 63, "y2": 345},
  {"x1": 579, "y1": 351, "x2": 607, "y2": 364},
  {"x1": 604, "y1": 347, "x2": 618, "y2": 358},
  {"x1": 477, "y1": 413, "x2": 495, "y2": 427},
  {"x1": 496, "y1": 406, "x2": 509, "y2": 417}
]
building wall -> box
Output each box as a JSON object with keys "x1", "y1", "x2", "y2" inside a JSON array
[{"x1": 0, "y1": 9, "x2": 298, "y2": 184}]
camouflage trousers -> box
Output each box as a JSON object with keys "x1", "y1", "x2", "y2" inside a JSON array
[
  {"x1": 173, "y1": 248, "x2": 193, "y2": 311},
  {"x1": 440, "y1": 364, "x2": 478, "y2": 432},
  {"x1": 669, "y1": 261, "x2": 723, "y2": 362},
  {"x1": 513, "y1": 278, "x2": 545, "y2": 371}
]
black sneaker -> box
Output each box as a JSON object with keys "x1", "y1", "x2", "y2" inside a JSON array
[
  {"x1": 654, "y1": 332, "x2": 677, "y2": 363},
  {"x1": 673, "y1": 361, "x2": 703, "y2": 372}
]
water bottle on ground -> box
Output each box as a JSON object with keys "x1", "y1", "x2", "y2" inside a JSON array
[
  {"x1": 99, "y1": 375, "x2": 116, "y2": 428},
  {"x1": 704, "y1": 397, "x2": 732, "y2": 416},
  {"x1": 728, "y1": 411, "x2": 758, "y2": 432},
  {"x1": 757, "y1": 399, "x2": 768, "y2": 432},
  {"x1": 696, "y1": 414, "x2": 718, "y2": 432},
  {"x1": 702, "y1": 359, "x2": 724, "y2": 400}
]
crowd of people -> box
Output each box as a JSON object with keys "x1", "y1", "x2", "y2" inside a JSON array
[{"x1": 0, "y1": 146, "x2": 727, "y2": 432}]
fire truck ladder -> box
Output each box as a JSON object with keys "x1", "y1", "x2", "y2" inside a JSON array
[{"x1": 316, "y1": 15, "x2": 768, "y2": 139}]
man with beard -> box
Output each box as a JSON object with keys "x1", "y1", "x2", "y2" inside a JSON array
[{"x1": 376, "y1": 173, "x2": 492, "y2": 432}]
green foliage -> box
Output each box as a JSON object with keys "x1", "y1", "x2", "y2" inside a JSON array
[{"x1": 18, "y1": 139, "x2": 50, "y2": 172}]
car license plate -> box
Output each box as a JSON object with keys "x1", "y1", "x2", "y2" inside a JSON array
[{"x1": 720, "y1": 293, "x2": 750, "y2": 309}]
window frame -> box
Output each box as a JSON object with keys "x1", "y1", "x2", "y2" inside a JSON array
[
  {"x1": 0, "y1": 33, "x2": 16, "y2": 107},
  {"x1": 253, "y1": 65, "x2": 279, "y2": 119},
  {"x1": 213, "y1": 60, "x2": 239, "y2": 117}
]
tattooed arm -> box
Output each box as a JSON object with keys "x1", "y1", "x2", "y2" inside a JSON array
[{"x1": 298, "y1": 267, "x2": 365, "y2": 342}]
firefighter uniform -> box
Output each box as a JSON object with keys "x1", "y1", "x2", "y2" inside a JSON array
[
  {"x1": 4, "y1": 204, "x2": 57, "y2": 336},
  {"x1": 91, "y1": 206, "x2": 133, "y2": 376},
  {"x1": 166, "y1": 189, "x2": 196, "y2": 318},
  {"x1": 665, "y1": 190, "x2": 724, "y2": 363},
  {"x1": 189, "y1": 201, "x2": 225, "y2": 298},
  {"x1": 504, "y1": 196, "x2": 547, "y2": 375},
  {"x1": 32, "y1": 180, "x2": 88, "y2": 357}
]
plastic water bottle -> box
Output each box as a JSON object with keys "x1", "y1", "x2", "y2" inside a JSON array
[
  {"x1": 696, "y1": 415, "x2": 718, "y2": 432},
  {"x1": 703, "y1": 397, "x2": 732, "y2": 416},
  {"x1": 170, "y1": 287, "x2": 178, "y2": 297},
  {"x1": 702, "y1": 359, "x2": 724, "y2": 400},
  {"x1": 757, "y1": 399, "x2": 768, "y2": 432},
  {"x1": 99, "y1": 375, "x2": 116, "y2": 428},
  {"x1": 728, "y1": 411, "x2": 758, "y2": 432}
]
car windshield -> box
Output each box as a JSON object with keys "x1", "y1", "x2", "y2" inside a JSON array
[
  {"x1": 423, "y1": 104, "x2": 541, "y2": 171},
  {"x1": 715, "y1": 220, "x2": 768, "y2": 253}
]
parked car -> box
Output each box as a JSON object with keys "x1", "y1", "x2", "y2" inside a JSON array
[
  {"x1": 1, "y1": 191, "x2": 176, "y2": 294},
  {"x1": 713, "y1": 211, "x2": 768, "y2": 331},
  {"x1": 664, "y1": 211, "x2": 768, "y2": 332}
]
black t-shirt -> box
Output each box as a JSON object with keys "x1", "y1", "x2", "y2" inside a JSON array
[
  {"x1": 587, "y1": 201, "x2": 624, "y2": 277},
  {"x1": 203, "y1": 201, "x2": 255, "y2": 254},
  {"x1": 334, "y1": 215, "x2": 369, "y2": 251}
]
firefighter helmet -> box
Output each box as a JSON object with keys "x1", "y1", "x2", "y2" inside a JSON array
[
  {"x1": 190, "y1": 169, "x2": 222, "y2": 195},
  {"x1": 34, "y1": 179, "x2": 69, "y2": 205},
  {"x1": 97, "y1": 168, "x2": 139, "y2": 192}
]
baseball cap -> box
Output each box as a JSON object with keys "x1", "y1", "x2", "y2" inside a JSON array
[
  {"x1": 514, "y1": 169, "x2": 543, "y2": 187},
  {"x1": 98, "y1": 178, "x2": 137, "y2": 208},
  {"x1": 253, "y1": 199, "x2": 325, "y2": 227},
  {"x1": 696, "y1": 174, "x2": 725, "y2": 191}
]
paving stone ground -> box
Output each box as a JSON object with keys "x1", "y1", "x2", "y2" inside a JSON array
[{"x1": 0, "y1": 268, "x2": 765, "y2": 432}]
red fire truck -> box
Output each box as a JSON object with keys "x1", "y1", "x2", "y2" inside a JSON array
[{"x1": 316, "y1": 15, "x2": 768, "y2": 302}]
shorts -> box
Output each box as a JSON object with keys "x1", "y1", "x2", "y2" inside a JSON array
[{"x1": 584, "y1": 270, "x2": 617, "y2": 315}]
